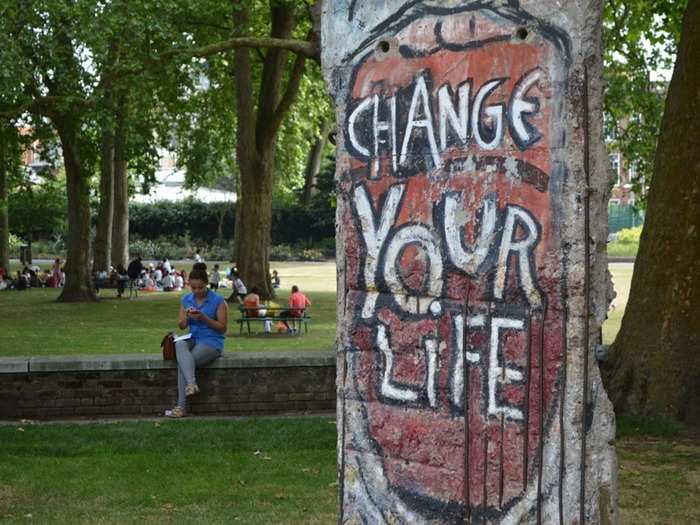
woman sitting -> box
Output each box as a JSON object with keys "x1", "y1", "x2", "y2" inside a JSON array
[{"x1": 166, "y1": 263, "x2": 228, "y2": 418}]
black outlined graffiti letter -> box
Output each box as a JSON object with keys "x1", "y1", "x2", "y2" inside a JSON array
[
  {"x1": 399, "y1": 74, "x2": 441, "y2": 169},
  {"x1": 509, "y1": 68, "x2": 544, "y2": 150},
  {"x1": 472, "y1": 78, "x2": 506, "y2": 150},
  {"x1": 443, "y1": 192, "x2": 497, "y2": 275},
  {"x1": 438, "y1": 81, "x2": 471, "y2": 150},
  {"x1": 493, "y1": 205, "x2": 543, "y2": 307},
  {"x1": 354, "y1": 183, "x2": 405, "y2": 317}
]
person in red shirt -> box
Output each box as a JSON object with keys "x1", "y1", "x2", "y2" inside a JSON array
[{"x1": 281, "y1": 285, "x2": 311, "y2": 333}]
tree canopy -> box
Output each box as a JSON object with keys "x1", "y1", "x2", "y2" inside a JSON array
[{"x1": 603, "y1": 0, "x2": 688, "y2": 202}]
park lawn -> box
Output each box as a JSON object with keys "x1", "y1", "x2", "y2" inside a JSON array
[
  {"x1": 1, "y1": 260, "x2": 630, "y2": 357},
  {"x1": 602, "y1": 262, "x2": 634, "y2": 345},
  {"x1": 617, "y1": 431, "x2": 700, "y2": 523},
  {"x1": 0, "y1": 416, "x2": 698, "y2": 524},
  {"x1": 0, "y1": 417, "x2": 337, "y2": 525},
  {"x1": 0, "y1": 261, "x2": 337, "y2": 358}
]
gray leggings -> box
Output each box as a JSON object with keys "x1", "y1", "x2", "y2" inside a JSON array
[{"x1": 175, "y1": 340, "x2": 221, "y2": 408}]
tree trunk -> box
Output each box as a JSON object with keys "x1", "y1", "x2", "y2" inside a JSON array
[
  {"x1": 301, "y1": 118, "x2": 331, "y2": 207},
  {"x1": 55, "y1": 119, "x2": 96, "y2": 302},
  {"x1": 93, "y1": 122, "x2": 115, "y2": 272},
  {"x1": 603, "y1": 0, "x2": 700, "y2": 425},
  {"x1": 111, "y1": 97, "x2": 129, "y2": 269},
  {"x1": 237, "y1": 152, "x2": 275, "y2": 299},
  {"x1": 0, "y1": 124, "x2": 9, "y2": 273},
  {"x1": 230, "y1": 2, "x2": 306, "y2": 299}
]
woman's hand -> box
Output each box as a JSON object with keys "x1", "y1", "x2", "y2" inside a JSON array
[
  {"x1": 188, "y1": 309, "x2": 205, "y2": 321},
  {"x1": 178, "y1": 305, "x2": 188, "y2": 330}
]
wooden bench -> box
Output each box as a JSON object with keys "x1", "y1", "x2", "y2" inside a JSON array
[
  {"x1": 236, "y1": 306, "x2": 311, "y2": 335},
  {"x1": 94, "y1": 277, "x2": 138, "y2": 299}
]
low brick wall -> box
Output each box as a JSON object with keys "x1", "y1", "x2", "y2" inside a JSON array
[{"x1": 0, "y1": 351, "x2": 335, "y2": 420}]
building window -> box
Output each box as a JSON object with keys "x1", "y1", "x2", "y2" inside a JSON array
[{"x1": 609, "y1": 153, "x2": 621, "y2": 185}]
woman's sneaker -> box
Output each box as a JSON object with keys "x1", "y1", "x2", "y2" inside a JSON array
[
  {"x1": 185, "y1": 383, "x2": 200, "y2": 397},
  {"x1": 164, "y1": 406, "x2": 187, "y2": 418}
]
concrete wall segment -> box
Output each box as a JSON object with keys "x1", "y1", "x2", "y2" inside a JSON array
[{"x1": 324, "y1": 1, "x2": 617, "y2": 523}]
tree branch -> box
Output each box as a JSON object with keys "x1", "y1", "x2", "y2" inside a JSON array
[
  {"x1": 157, "y1": 36, "x2": 318, "y2": 63},
  {"x1": 266, "y1": 51, "x2": 307, "y2": 141}
]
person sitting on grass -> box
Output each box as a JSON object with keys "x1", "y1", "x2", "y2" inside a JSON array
[
  {"x1": 271, "y1": 269, "x2": 280, "y2": 289},
  {"x1": 279, "y1": 285, "x2": 311, "y2": 333},
  {"x1": 227, "y1": 271, "x2": 247, "y2": 303},
  {"x1": 174, "y1": 271, "x2": 184, "y2": 291},
  {"x1": 209, "y1": 264, "x2": 221, "y2": 290},
  {"x1": 166, "y1": 262, "x2": 228, "y2": 419},
  {"x1": 162, "y1": 271, "x2": 175, "y2": 292}
]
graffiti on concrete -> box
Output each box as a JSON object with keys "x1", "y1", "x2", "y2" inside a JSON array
[{"x1": 336, "y1": 2, "x2": 574, "y2": 523}]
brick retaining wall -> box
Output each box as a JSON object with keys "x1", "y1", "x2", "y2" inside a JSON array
[{"x1": 0, "y1": 351, "x2": 335, "y2": 420}]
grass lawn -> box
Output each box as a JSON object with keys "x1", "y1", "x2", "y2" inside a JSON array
[
  {"x1": 2, "y1": 260, "x2": 631, "y2": 357},
  {"x1": 0, "y1": 417, "x2": 337, "y2": 524},
  {"x1": 0, "y1": 261, "x2": 337, "y2": 358},
  {"x1": 0, "y1": 415, "x2": 697, "y2": 524},
  {"x1": 603, "y1": 262, "x2": 634, "y2": 345}
]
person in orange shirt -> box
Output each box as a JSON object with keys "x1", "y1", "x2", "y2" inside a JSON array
[
  {"x1": 242, "y1": 287, "x2": 262, "y2": 317},
  {"x1": 280, "y1": 285, "x2": 311, "y2": 333}
]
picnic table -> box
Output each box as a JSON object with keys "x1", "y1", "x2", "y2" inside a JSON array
[{"x1": 236, "y1": 305, "x2": 311, "y2": 335}]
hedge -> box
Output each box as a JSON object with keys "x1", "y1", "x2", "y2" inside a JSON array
[{"x1": 128, "y1": 197, "x2": 335, "y2": 247}]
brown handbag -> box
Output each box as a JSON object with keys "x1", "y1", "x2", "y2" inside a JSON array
[{"x1": 161, "y1": 332, "x2": 176, "y2": 360}]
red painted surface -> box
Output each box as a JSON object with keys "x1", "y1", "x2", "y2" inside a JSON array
[{"x1": 340, "y1": 11, "x2": 566, "y2": 518}]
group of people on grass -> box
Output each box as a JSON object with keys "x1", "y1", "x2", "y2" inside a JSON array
[
  {"x1": 120, "y1": 256, "x2": 187, "y2": 296},
  {"x1": 0, "y1": 259, "x2": 65, "y2": 291},
  {"x1": 165, "y1": 262, "x2": 310, "y2": 418}
]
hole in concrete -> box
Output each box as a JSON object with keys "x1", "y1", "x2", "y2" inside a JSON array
[
  {"x1": 377, "y1": 40, "x2": 390, "y2": 53},
  {"x1": 516, "y1": 27, "x2": 529, "y2": 40}
]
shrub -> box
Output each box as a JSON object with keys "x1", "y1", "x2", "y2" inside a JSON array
[
  {"x1": 8, "y1": 233, "x2": 25, "y2": 253},
  {"x1": 299, "y1": 249, "x2": 324, "y2": 261},
  {"x1": 270, "y1": 244, "x2": 295, "y2": 261},
  {"x1": 616, "y1": 226, "x2": 643, "y2": 244},
  {"x1": 128, "y1": 194, "x2": 335, "y2": 248}
]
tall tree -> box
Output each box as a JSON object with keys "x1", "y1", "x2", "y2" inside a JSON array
[
  {"x1": 301, "y1": 117, "x2": 332, "y2": 207},
  {"x1": 93, "y1": 92, "x2": 116, "y2": 273},
  {"x1": 603, "y1": 0, "x2": 700, "y2": 424},
  {"x1": 604, "y1": 0, "x2": 687, "y2": 201},
  {"x1": 230, "y1": 2, "x2": 315, "y2": 298},
  {"x1": 163, "y1": 0, "x2": 322, "y2": 298},
  {"x1": 111, "y1": 94, "x2": 130, "y2": 269},
  {"x1": 0, "y1": 122, "x2": 14, "y2": 272}
]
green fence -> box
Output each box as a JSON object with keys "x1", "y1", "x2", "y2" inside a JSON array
[{"x1": 608, "y1": 203, "x2": 645, "y2": 234}]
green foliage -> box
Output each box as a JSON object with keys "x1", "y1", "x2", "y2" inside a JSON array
[
  {"x1": 8, "y1": 232, "x2": 25, "y2": 251},
  {"x1": 616, "y1": 226, "x2": 643, "y2": 244},
  {"x1": 9, "y1": 177, "x2": 67, "y2": 240},
  {"x1": 607, "y1": 242, "x2": 639, "y2": 258},
  {"x1": 129, "y1": 199, "x2": 235, "y2": 245},
  {"x1": 616, "y1": 414, "x2": 684, "y2": 438},
  {"x1": 128, "y1": 195, "x2": 335, "y2": 249},
  {"x1": 604, "y1": 0, "x2": 688, "y2": 204},
  {"x1": 269, "y1": 243, "x2": 330, "y2": 261}
]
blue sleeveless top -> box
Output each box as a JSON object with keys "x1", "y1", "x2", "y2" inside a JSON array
[{"x1": 181, "y1": 290, "x2": 226, "y2": 352}]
